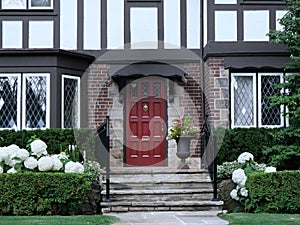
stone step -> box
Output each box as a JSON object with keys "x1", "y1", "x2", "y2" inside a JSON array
[
  {"x1": 102, "y1": 188, "x2": 214, "y2": 201},
  {"x1": 100, "y1": 168, "x2": 222, "y2": 212},
  {"x1": 101, "y1": 200, "x2": 224, "y2": 213},
  {"x1": 107, "y1": 180, "x2": 213, "y2": 190}
]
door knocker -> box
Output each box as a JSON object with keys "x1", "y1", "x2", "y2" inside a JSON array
[{"x1": 143, "y1": 104, "x2": 149, "y2": 112}]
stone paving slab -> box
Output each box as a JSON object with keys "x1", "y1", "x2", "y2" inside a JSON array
[{"x1": 110, "y1": 211, "x2": 229, "y2": 225}]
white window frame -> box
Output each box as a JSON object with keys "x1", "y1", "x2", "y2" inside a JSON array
[
  {"x1": 61, "y1": 75, "x2": 80, "y2": 128},
  {"x1": 231, "y1": 72, "x2": 286, "y2": 128},
  {"x1": 258, "y1": 73, "x2": 284, "y2": 128},
  {"x1": 0, "y1": 73, "x2": 21, "y2": 130},
  {"x1": 231, "y1": 73, "x2": 257, "y2": 128},
  {"x1": 22, "y1": 73, "x2": 50, "y2": 130}
]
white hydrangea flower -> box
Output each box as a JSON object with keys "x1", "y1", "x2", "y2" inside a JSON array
[
  {"x1": 264, "y1": 166, "x2": 277, "y2": 173},
  {"x1": 232, "y1": 168, "x2": 247, "y2": 187},
  {"x1": 65, "y1": 161, "x2": 84, "y2": 174},
  {"x1": 0, "y1": 147, "x2": 9, "y2": 162},
  {"x1": 15, "y1": 149, "x2": 30, "y2": 161},
  {"x1": 7, "y1": 167, "x2": 17, "y2": 174},
  {"x1": 237, "y1": 152, "x2": 254, "y2": 164},
  {"x1": 38, "y1": 156, "x2": 53, "y2": 171},
  {"x1": 0, "y1": 166, "x2": 3, "y2": 174},
  {"x1": 31, "y1": 140, "x2": 48, "y2": 157},
  {"x1": 240, "y1": 187, "x2": 249, "y2": 197},
  {"x1": 51, "y1": 155, "x2": 63, "y2": 171},
  {"x1": 52, "y1": 154, "x2": 68, "y2": 160},
  {"x1": 230, "y1": 189, "x2": 239, "y2": 201},
  {"x1": 24, "y1": 157, "x2": 38, "y2": 170},
  {"x1": 6, "y1": 144, "x2": 20, "y2": 161}
]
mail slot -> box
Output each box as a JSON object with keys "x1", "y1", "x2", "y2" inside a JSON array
[{"x1": 142, "y1": 137, "x2": 150, "y2": 142}]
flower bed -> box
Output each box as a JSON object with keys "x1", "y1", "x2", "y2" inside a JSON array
[
  {"x1": 0, "y1": 139, "x2": 84, "y2": 174},
  {"x1": 0, "y1": 138, "x2": 102, "y2": 215}
]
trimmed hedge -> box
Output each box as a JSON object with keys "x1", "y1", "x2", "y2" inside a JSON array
[
  {"x1": 0, "y1": 128, "x2": 96, "y2": 161},
  {"x1": 216, "y1": 127, "x2": 300, "y2": 165},
  {"x1": 246, "y1": 171, "x2": 300, "y2": 213},
  {"x1": 217, "y1": 128, "x2": 277, "y2": 164},
  {"x1": 0, "y1": 173, "x2": 92, "y2": 216}
]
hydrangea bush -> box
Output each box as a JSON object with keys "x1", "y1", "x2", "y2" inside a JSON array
[
  {"x1": 227, "y1": 152, "x2": 276, "y2": 205},
  {"x1": 0, "y1": 139, "x2": 85, "y2": 174}
]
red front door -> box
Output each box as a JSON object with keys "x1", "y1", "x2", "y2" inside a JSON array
[{"x1": 125, "y1": 77, "x2": 167, "y2": 166}]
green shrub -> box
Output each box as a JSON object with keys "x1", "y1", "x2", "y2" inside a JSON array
[
  {"x1": 263, "y1": 145, "x2": 300, "y2": 170},
  {"x1": 0, "y1": 173, "x2": 92, "y2": 216},
  {"x1": 0, "y1": 129, "x2": 96, "y2": 160},
  {"x1": 217, "y1": 127, "x2": 300, "y2": 166},
  {"x1": 263, "y1": 127, "x2": 300, "y2": 170},
  {"x1": 217, "y1": 128, "x2": 276, "y2": 164},
  {"x1": 246, "y1": 171, "x2": 300, "y2": 213}
]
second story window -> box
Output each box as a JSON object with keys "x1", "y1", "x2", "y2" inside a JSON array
[{"x1": 1, "y1": 0, "x2": 53, "y2": 10}]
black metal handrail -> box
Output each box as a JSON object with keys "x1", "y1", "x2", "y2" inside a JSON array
[
  {"x1": 200, "y1": 115, "x2": 219, "y2": 201},
  {"x1": 95, "y1": 116, "x2": 111, "y2": 202}
]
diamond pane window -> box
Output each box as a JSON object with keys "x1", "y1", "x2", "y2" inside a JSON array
[
  {"x1": 231, "y1": 72, "x2": 285, "y2": 128},
  {"x1": 0, "y1": 74, "x2": 20, "y2": 129},
  {"x1": 260, "y1": 74, "x2": 282, "y2": 126},
  {"x1": 154, "y1": 82, "x2": 161, "y2": 97},
  {"x1": 131, "y1": 82, "x2": 137, "y2": 97},
  {"x1": 142, "y1": 82, "x2": 149, "y2": 97},
  {"x1": 23, "y1": 74, "x2": 49, "y2": 129},
  {"x1": 232, "y1": 74, "x2": 255, "y2": 127},
  {"x1": 62, "y1": 75, "x2": 80, "y2": 128}
]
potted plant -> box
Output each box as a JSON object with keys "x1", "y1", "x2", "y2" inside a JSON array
[{"x1": 167, "y1": 116, "x2": 199, "y2": 169}]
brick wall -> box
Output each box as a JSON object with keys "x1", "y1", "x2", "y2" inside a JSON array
[
  {"x1": 204, "y1": 57, "x2": 229, "y2": 128},
  {"x1": 86, "y1": 63, "x2": 113, "y2": 129}
]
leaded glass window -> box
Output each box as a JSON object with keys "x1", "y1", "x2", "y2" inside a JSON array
[
  {"x1": 23, "y1": 74, "x2": 49, "y2": 129},
  {"x1": 131, "y1": 82, "x2": 137, "y2": 97},
  {"x1": 259, "y1": 73, "x2": 282, "y2": 126},
  {"x1": 0, "y1": 74, "x2": 20, "y2": 129},
  {"x1": 154, "y1": 82, "x2": 161, "y2": 97},
  {"x1": 142, "y1": 82, "x2": 149, "y2": 97},
  {"x1": 232, "y1": 74, "x2": 255, "y2": 127},
  {"x1": 62, "y1": 75, "x2": 80, "y2": 128},
  {"x1": 231, "y1": 72, "x2": 284, "y2": 128}
]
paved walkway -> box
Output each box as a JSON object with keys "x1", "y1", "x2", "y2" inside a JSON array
[{"x1": 110, "y1": 211, "x2": 229, "y2": 225}]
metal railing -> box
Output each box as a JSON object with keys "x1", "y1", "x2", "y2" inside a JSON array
[
  {"x1": 95, "y1": 116, "x2": 111, "y2": 202},
  {"x1": 200, "y1": 115, "x2": 219, "y2": 201}
]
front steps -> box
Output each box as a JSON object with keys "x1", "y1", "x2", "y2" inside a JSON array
[{"x1": 100, "y1": 168, "x2": 223, "y2": 213}]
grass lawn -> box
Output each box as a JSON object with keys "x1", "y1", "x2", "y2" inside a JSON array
[
  {"x1": 0, "y1": 215, "x2": 120, "y2": 225},
  {"x1": 220, "y1": 213, "x2": 300, "y2": 225}
]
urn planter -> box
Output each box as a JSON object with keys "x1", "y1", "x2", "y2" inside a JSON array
[{"x1": 176, "y1": 136, "x2": 195, "y2": 169}]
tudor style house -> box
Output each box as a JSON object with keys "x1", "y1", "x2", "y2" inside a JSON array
[{"x1": 0, "y1": 0, "x2": 289, "y2": 169}]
